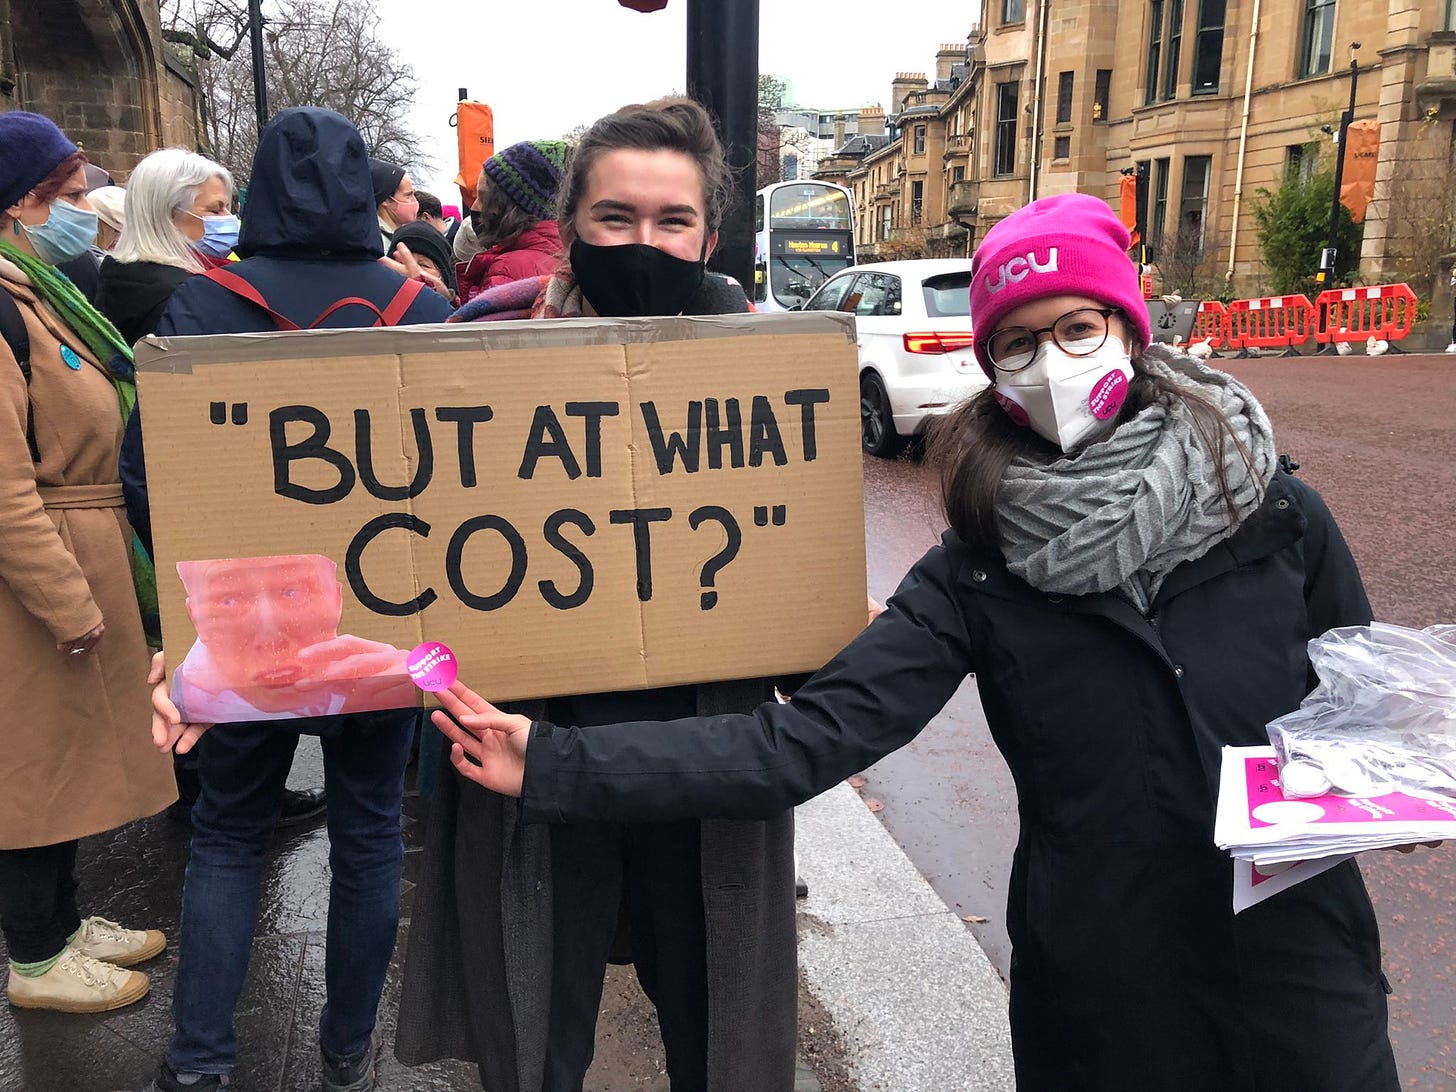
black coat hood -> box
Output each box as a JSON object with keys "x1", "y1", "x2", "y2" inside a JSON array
[
  {"x1": 95, "y1": 257, "x2": 193, "y2": 346},
  {"x1": 238, "y1": 107, "x2": 383, "y2": 261}
]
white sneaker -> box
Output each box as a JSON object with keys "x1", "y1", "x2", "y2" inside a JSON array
[
  {"x1": 6, "y1": 949, "x2": 149, "y2": 1013},
  {"x1": 1445, "y1": 343, "x2": 1456, "y2": 354},
  {"x1": 70, "y1": 916, "x2": 166, "y2": 967}
]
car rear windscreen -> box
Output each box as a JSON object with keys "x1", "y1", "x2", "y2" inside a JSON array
[{"x1": 921, "y1": 273, "x2": 973, "y2": 318}]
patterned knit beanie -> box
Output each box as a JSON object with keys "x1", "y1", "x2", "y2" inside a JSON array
[
  {"x1": 483, "y1": 140, "x2": 568, "y2": 222},
  {"x1": 0, "y1": 112, "x2": 79, "y2": 210}
]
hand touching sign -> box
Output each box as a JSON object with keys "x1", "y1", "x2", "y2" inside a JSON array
[{"x1": 431, "y1": 681, "x2": 532, "y2": 797}]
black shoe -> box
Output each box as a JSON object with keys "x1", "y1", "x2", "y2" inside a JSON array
[
  {"x1": 321, "y1": 1033, "x2": 378, "y2": 1092},
  {"x1": 142, "y1": 1060, "x2": 229, "y2": 1090},
  {"x1": 275, "y1": 787, "x2": 326, "y2": 828}
]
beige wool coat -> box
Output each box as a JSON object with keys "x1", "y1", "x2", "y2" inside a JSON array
[{"x1": 0, "y1": 256, "x2": 175, "y2": 850}]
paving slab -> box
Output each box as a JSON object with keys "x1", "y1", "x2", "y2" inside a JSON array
[{"x1": 794, "y1": 783, "x2": 1014, "y2": 1092}]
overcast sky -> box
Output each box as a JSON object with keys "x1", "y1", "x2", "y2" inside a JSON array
[{"x1": 371, "y1": 0, "x2": 983, "y2": 200}]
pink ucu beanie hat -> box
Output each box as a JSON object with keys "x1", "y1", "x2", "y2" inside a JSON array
[{"x1": 969, "y1": 192, "x2": 1151, "y2": 377}]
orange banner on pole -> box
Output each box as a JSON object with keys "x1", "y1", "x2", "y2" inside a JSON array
[
  {"x1": 1119, "y1": 174, "x2": 1141, "y2": 250},
  {"x1": 1339, "y1": 119, "x2": 1380, "y2": 225},
  {"x1": 454, "y1": 101, "x2": 495, "y2": 192}
]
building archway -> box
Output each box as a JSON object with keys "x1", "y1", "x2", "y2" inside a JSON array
[{"x1": 3, "y1": 0, "x2": 167, "y2": 175}]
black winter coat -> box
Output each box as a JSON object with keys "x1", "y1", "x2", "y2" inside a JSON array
[
  {"x1": 95, "y1": 257, "x2": 192, "y2": 349},
  {"x1": 396, "y1": 273, "x2": 803, "y2": 1092},
  {"x1": 517, "y1": 470, "x2": 1398, "y2": 1092}
]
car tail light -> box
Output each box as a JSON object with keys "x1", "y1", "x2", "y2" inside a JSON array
[{"x1": 903, "y1": 331, "x2": 976, "y2": 354}]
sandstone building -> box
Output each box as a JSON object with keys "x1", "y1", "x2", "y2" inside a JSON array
[
  {"x1": 0, "y1": 0, "x2": 202, "y2": 178},
  {"x1": 821, "y1": 1, "x2": 1454, "y2": 300}
]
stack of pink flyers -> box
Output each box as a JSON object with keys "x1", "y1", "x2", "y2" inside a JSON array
[{"x1": 1215, "y1": 746, "x2": 1456, "y2": 912}]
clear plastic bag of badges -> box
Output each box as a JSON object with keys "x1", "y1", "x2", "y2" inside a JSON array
[{"x1": 1267, "y1": 623, "x2": 1456, "y2": 800}]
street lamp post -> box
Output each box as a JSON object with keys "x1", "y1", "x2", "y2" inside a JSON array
[
  {"x1": 686, "y1": 0, "x2": 759, "y2": 294},
  {"x1": 1316, "y1": 43, "x2": 1360, "y2": 291},
  {"x1": 248, "y1": 0, "x2": 269, "y2": 134}
]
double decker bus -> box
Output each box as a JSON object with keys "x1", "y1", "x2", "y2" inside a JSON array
[{"x1": 752, "y1": 180, "x2": 855, "y2": 312}]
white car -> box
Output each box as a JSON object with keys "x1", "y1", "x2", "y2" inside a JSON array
[{"x1": 799, "y1": 259, "x2": 985, "y2": 456}]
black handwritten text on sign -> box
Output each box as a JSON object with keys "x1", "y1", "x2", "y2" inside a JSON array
[{"x1": 206, "y1": 389, "x2": 831, "y2": 615}]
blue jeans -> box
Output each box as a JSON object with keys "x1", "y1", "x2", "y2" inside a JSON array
[{"x1": 167, "y1": 711, "x2": 413, "y2": 1076}]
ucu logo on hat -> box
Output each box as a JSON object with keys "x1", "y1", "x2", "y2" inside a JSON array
[{"x1": 985, "y1": 247, "x2": 1059, "y2": 294}]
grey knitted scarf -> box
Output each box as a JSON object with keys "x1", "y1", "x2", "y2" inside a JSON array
[{"x1": 996, "y1": 344, "x2": 1277, "y2": 613}]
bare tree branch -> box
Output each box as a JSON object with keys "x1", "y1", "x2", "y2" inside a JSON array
[{"x1": 163, "y1": 0, "x2": 429, "y2": 182}]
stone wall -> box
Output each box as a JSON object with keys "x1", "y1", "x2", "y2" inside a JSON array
[{"x1": 0, "y1": 0, "x2": 200, "y2": 179}]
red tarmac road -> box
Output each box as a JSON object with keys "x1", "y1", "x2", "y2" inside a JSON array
[{"x1": 858, "y1": 352, "x2": 1456, "y2": 1089}]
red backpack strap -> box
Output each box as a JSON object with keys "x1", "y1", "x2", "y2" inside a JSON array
[
  {"x1": 310, "y1": 297, "x2": 388, "y2": 328},
  {"x1": 203, "y1": 267, "x2": 428, "y2": 330},
  {"x1": 306, "y1": 279, "x2": 427, "y2": 328},
  {"x1": 380, "y1": 277, "x2": 429, "y2": 326},
  {"x1": 201, "y1": 267, "x2": 302, "y2": 332}
]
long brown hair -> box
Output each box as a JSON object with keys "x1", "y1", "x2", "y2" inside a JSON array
[
  {"x1": 474, "y1": 180, "x2": 544, "y2": 253},
  {"x1": 927, "y1": 332, "x2": 1256, "y2": 552},
  {"x1": 556, "y1": 97, "x2": 732, "y2": 250}
]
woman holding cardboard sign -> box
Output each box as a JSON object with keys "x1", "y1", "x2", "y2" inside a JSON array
[
  {"x1": 0, "y1": 111, "x2": 175, "y2": 1015},
  {"x1": 389, "y1": 98, "x2": 802, "y2": 1092},
  {"x1": 403, "y1": 195, "x2": 1409, "y2": 1089}
]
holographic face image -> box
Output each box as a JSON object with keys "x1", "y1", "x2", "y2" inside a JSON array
[{"x1": 171, "y1": 554, "x2": 415, "y2": 723}]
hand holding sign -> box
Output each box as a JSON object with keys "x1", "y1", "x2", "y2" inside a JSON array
[
  {"x1": 148, "y1": 651, "x2": 213, "y2": 755},
  {"x1": 431, "y1": 680, "x2": 531, "y2": 796}
]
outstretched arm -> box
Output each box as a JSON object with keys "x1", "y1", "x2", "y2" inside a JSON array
[{"x1": 436, "y1": 540, "x2": 976, "y2": 824}]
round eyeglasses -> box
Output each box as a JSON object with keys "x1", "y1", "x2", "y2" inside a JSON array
[{"x1": 986, "y1": 307, "x2": 1121, "y2": 373}]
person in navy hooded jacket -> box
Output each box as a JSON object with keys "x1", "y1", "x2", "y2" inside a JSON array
[{"x1": 132, "y1": 108, "x2": 449, "y2": 1092}]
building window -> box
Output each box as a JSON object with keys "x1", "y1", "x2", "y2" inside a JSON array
[
  {"x1": 1191, "y1": 0, "x2": 1225, "y2": 94},
  {"x1": 914, "y1": 125, "x2": 926, "y2": 154},
  {"x1": 880, "y1": 205, "x2": 893, "y2": 241},
  {"x1": 1149, "y1": 157, "x2": 1171, "y2": 258},
  {"x1": 1056, "y1": 71, "x2": 1074, "y2": 125},
  {"x1": 1447, "y1": 0, "x2": 1456, "y2": 31},
  {"x1": 911, "y1": 180, "x2": 924, "y2": 224},
  {"x1": 1286, "y1": 142, "x2": 1318, "y2": 181},
  {"x1": 1146, "y1": 0, "x2": 1187, "y2": 103},
  {"x1": 1146, "y1": 0, "x2": 1164, "y2": 104},
  {"x1": 995, "y1": 81, "x2": 1019, "y2": 177},
  {"x1": 1054, "y1": 136, "x2": 1071, "y2": 160},
  {"x1": 1094, "y1": 69, "x2": 1112, "y2": 121},
  {"x1": 1003, "y1": 0, "x2": 1025, "y2": 23},
  {"x1": 952, "y1": 165, "x2": 966, "y2": 183},
  {"x1": 1179, "y1": 155, "x2": 1212, "y2": 252},
  {"x1": 1299, "y1": 0, "x2": 1337, "y2": 77},
  {"x1": 1162, "y1": 0, "x2": 1184, "y2": 100}
]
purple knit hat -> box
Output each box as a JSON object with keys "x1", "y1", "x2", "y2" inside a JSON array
[
  {"x1": 969, "y1": 193, "x2": 1150, "y2": 377},
  {"x1": 483, "y1": 140, "x2": 568, "y2": 222},
  {"x1": 0, "y1": 112, "x2": 79, "y2": 210}
]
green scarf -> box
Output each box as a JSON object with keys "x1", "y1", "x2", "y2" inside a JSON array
[{"x1": 0, "y1": 237, "x2": 161, "y2": 647}]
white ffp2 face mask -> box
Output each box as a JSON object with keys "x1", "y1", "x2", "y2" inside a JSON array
[{"x1": 993, "y1": 339, "x2": 1135, "y2": 452}]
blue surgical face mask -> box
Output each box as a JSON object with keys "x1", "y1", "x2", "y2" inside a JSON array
[
  {"x1": 185, "y1": 211, "x2": 240, "y2": 259},
  {"x1": 22, "y1": 198, "x2": 99, "y2": 266}
]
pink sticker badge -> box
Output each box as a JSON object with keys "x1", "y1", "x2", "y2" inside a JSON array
[
  {"x1": 407, "y1": 641, "x2": 458, "y2": 692},
  {"x1": 994, "y1": 389, "x2": 1030, "y2": 426},
  {"x1": 1087, "y1": 369, "x2": 1130, "y2": 420}
]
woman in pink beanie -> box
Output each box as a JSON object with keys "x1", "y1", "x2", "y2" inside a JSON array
[{"x1": 157, "y1": 194, "x2": 1412, "y2": 1090}]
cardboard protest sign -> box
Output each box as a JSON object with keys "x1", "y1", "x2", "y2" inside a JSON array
[{"x1": 135, "y1": 313, "x2": 867, "y2": 720}]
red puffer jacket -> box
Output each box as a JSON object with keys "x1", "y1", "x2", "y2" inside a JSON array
[{"x1": 456, "y1": 219, "x2": 562, "y2": 305}]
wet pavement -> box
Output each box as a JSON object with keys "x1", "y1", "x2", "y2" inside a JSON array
[
  {"x1": 0, "y1": 753, "x2": 827, "y2": 1092},
  {"x1": 856, "y1": 351, "x2": 1456, "y2": 1091}
]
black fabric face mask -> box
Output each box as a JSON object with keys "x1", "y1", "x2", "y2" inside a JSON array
[{"x1": 569, "y1": 239, "x2": 706, "y2": 318}]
